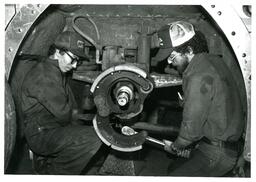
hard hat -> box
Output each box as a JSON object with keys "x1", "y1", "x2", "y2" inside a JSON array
[
  {"x1": 154, "y1": 21, "x2": 195, "y2": 61},
  {"x1": 54, "y1": 31, "x2": 88, "y2": 58}
]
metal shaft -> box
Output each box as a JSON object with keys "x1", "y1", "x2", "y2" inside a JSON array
[{"x1": 145, "y1": 136, "x2": 167, "y2": 146}]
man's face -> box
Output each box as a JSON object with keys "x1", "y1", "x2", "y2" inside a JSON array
[
  {"x1": 167, "y1": 51, "x2": 189, "y2": 74},
  {"x1": 58, "y1": 50, "x2": 79, "y2": 73}
]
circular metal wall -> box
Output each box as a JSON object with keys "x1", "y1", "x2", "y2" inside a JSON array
[{"x1": 5, "y1": 3, "x2": 251, "y2": 161}]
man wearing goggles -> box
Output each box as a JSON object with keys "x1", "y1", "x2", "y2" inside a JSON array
[{"x1": 21, "y1": 31, "x2": 101, "y2": 174}]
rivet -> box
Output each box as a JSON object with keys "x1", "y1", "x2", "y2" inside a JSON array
[
  {"x1": 8, "y1": 47, "x2": 13, "y2": 52},
  {"x1": 242, "y1": 53, "x2": 246, "y2": 57},
  {"x1": 217, "y1": 11, "x2": 222, "y2": 15},
  {"x1": 247, "y1": 153, "x2": 251, "y2": 158},
  {"x1": 211, "y1": 5, "x2": 215, "y2": 8},
  {"x1": 31, "y1": 10, "x2": 36, "y2": 14},
  {"x1": 231, "y1": 31, "x2": 236, "y2": 36},
  {"x1": 18, "y1": 28, "x2": 23, "y2": 33},
  {"x1": 37, "y1": 4, "x2": 41, "y2": 8},
  {"x1": 96, "y1": 86, "x2": 99, "y2": 89}
]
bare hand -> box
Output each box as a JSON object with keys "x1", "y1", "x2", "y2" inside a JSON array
[{"x1": 163, "y1": 140, "x2": 191, "y2": 158}]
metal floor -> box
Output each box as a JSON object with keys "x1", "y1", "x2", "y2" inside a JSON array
[
  {"x1": 5, "y1": 137, "x2": 173, "y2": 176},
  {"x1": 5, "y1": 137, "x2": 251, "y2": 177}
]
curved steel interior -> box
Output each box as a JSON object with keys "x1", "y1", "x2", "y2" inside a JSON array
[{"x1": 5, "y1": 4, "x2": 251, "y2": 160}]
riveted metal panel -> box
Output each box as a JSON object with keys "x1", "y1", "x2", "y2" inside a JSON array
[
  {"x1": 202, "y1": 3, "x2": 251, "y2": 162},
  {"x1": 5, "y1": 4, "x2": 49, "y2": 79}
]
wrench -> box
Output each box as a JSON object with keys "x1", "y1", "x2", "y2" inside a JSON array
[
  {"x1": 121, "y1": 125, "x2": 166, "y2": 146},
  {"x1": 121, "y1": 126, "x2": 191, "y2": 158}
]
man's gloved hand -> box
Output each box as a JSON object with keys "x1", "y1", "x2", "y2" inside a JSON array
[{"x1": 163, "y1": 140, "x2": 191, "y2": 158}]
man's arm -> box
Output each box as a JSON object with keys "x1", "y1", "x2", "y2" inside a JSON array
[
  {"x1": 173, "y1": 74, "x2": 214, "y2": 149},
  {"x1": 28, "y1": 74, "x2": 73, "y2": 125}
]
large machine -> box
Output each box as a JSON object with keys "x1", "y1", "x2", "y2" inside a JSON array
[{"x1": 5, "y1": 3, "x2": 251, "y2": 175}]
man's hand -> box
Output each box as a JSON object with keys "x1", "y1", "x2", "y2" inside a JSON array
[{"x1": 163, "y1": 140, "x2": 191, "y2": 158}]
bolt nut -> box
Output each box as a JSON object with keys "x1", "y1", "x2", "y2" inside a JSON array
[{"x1": 117, "y1": 93, "x2": 129, "y2": 106}]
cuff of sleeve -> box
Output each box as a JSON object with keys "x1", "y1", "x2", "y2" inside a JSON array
[{"x1": 173, "y1": 136, "x2": 193, "y2": 149}]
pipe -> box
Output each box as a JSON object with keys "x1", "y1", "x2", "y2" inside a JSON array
[
  {"x1": 72, "y1": 15, "x2": 101, "y2": 63},
  {"x1": 137, "y1": 23, "x2": 151, "y2": 72}
]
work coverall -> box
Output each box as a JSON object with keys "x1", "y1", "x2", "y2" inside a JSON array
[
  {"x1": 169, "y1": 53, "x2": 245, "y2": 176},
  {"x1": 21, "y1": 58, "x2": 101, "y2": 174}
]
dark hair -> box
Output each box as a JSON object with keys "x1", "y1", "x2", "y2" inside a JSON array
[
  {"x1": 48, "y1": 44, "x2": 57, "y2": 56},
  {"x1": 174, "y1": 31, "x2": 209, "y2": 54},
  {"x1": 48, "y1": 44, "x2": 66, "y2": 56}
]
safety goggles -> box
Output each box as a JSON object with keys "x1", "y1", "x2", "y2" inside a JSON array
[
  {"x1": 167, "y1": 52, "x2": 180, "y2": 64},
  {"x1": 64, "y1": 51, "x2": 83, "y2": 66}
]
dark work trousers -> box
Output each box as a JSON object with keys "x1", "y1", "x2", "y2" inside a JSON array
[
  {"x1": 25, "y1": 125, "x2": 102, "y2": 175},
  {"x1": 168, "y1": 142, "x2": 238, "y2": 177}
]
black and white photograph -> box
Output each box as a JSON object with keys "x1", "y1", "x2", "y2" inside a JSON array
[{"x1": 3, "y1": 1, "x2": 253, "y2": 179}]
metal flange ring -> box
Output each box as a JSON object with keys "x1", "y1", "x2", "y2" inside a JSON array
[{"x1": 93, "y1": 115, "x2": 147, "y2": 152}]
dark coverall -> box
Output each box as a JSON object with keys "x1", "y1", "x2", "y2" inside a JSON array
[
  {"x1": 21, "y1": 58, "x2": 101, "y2": 174},
  {"x1": 169, "y1": 53, "x2": 245, "y2": 176}
]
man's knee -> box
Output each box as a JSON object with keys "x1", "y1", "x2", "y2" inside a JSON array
[{"x1": 68, "y1": 126, "x2": 102, "y2": 151}]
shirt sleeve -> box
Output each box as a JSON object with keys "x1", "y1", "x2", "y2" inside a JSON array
[
  {"x1": 174, "y1": 74, "x2": 214, "y2": 148},
  {"x1": 27, "y1": 73, "x2": 73, "y2": 125}
]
